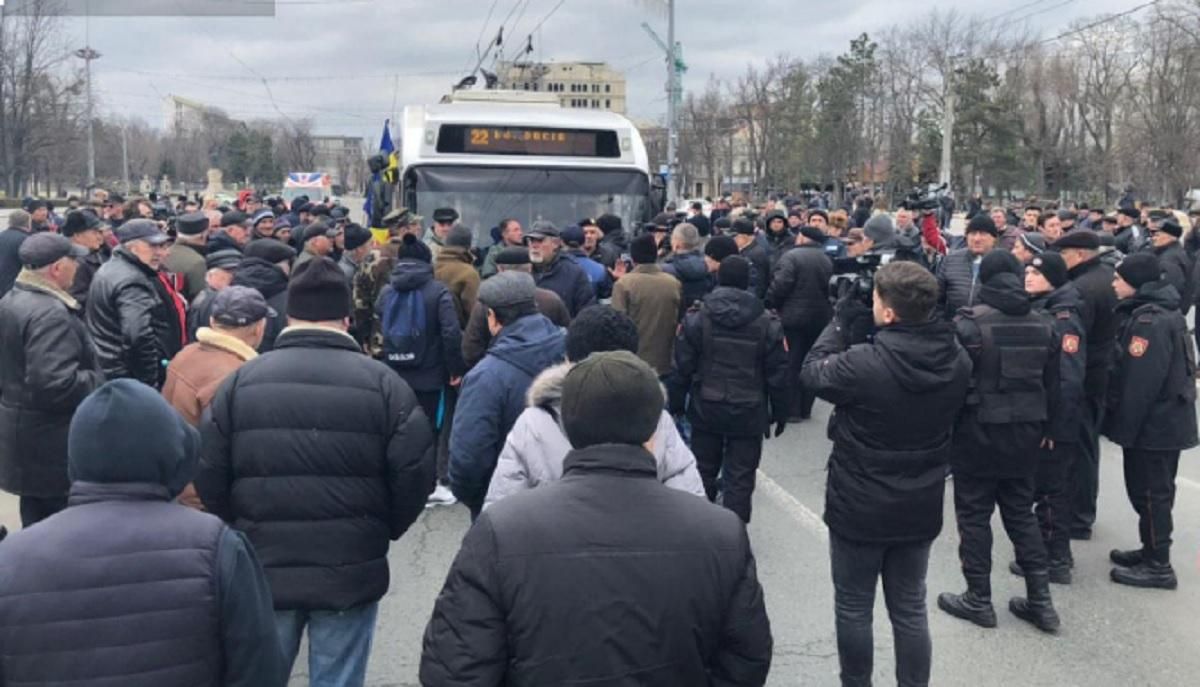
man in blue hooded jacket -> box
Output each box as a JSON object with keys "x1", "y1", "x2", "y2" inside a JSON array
[{"x1": 449, "y1": 271, "x2": 566, "y2": 517}]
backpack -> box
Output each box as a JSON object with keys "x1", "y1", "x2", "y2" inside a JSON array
[{"x1": 381, "y1": 288, "x2": 427, "y2": 368}]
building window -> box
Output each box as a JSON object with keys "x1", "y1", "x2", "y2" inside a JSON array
[
  {"x1": 605, "y1": 99, "x2": 611, "y2": 108},
  {"x1": 592, "y1": 99, "x2": 599, "y2": 108},
  {"x1": 605, "y1": 84, "x2": 611, "y2": 93}
]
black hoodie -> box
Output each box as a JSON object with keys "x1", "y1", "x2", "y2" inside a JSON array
[
  {"x1": 231, "y1": 257, "x2": 289, "y2": 352},
  {"x1": 803, "y1": 318, "x2": 972, "y2": 543},
  {"x1": 670, "y1": 286, "x2": 789, "y2": 436}
]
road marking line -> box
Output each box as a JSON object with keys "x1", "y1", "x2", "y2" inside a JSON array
[
  {"x1": 757, "y1": 469, "x2": 829, "y2": 542},
  {"x1": 1179, "y1": 476, "x2": 1200, "y2": 491}
]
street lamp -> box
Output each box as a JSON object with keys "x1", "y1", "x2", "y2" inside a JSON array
[{"x1": 74, "y1": 46, "x2": 101, "y2": 193}]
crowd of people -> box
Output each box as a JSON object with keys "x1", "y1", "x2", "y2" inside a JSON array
[{"x1": 0, "y1": 183, "x2": 1196, "y2": 686}]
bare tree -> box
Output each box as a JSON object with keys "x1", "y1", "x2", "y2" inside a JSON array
[
  {"x1": 277, "y1": 119, "x2": 317, "y2": 171},
  {"x1": 0, "y1": 0, "x2": 79, "y2": 196}
]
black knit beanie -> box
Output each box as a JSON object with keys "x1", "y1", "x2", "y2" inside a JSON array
[
  {"x1": 287, "y1": 256, "x2": 351, "y2": 320},
  {"x1": 1117, "y1": 253, "x2": 1162, "y2": 289},
  {"x1": 979, "y1": 249, "x2": 1022, "y2": 285}
]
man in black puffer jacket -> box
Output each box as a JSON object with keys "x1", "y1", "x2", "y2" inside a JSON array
[
  {"x1": 233, "y1": 239, "x2": 295, "y2": 352},
  {"x1": 197, "y1": 257, "x2": 435, "y2": 685},
  {"x1": 802, "y1": 261, "x2": 971, "y2": 687},
  {"x1": 767, "y1": 225, "x2": 833, "y2": 421},
  {"x1": 422, "y1": 351, "x2": 772, "y2": 686},
  {"x1": 86, "y1": 219, "x2": 181, "y2": 388}
]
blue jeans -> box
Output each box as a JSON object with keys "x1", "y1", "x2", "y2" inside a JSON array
[{"x1": 275, "y1": 602, "x2": 379, "y2": 687}]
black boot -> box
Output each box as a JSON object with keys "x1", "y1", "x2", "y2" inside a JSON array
[
  {"x1": 1109, "y1": 548, "x2": 1143, "y2": 567},
  {"x1": 1010, "y1": 572, "x2": 1060, "y2": 633},
  {"x1": 1009, "y1": 559, "x2": 1072, "y2": 585},
  {"x1": 937, "y1": 576, "x2": 997, "y2": 628},
  {"x1": 1111, "y1": 560, "x2": 1178, "y2": 590}
]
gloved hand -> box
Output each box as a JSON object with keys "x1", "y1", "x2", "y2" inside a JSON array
[
  {"x1": 835, "y1": 297, "x2": 874, "y2": 346},
  {"x1": 766, "y1": 421, "x2": 787, "y2": 440}
]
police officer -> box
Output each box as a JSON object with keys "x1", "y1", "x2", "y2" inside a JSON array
[
  {"x1": 1010, "y1": 252, "x2": 1087, "y2": 584},
  {"x1": 669, "y1": 255, "x2": 789, "y2": 523},
  {"x1": 1055, "y1": 229, "x2": 1118, "y2": 540},
  {"x1": 1104, "y1": 253, "x2": 1198, "y2": 590},
  {"x1": 939, "y1": 250, "x2": 1061, "y2": 634},
  {"x1": 1145, "y1": 217, "x2": 1194, "y2": 315}
]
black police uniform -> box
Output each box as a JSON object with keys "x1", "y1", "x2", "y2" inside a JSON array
[
  {"x1": 1103, "y1": 281, "x2": 1198, "y2": 585},
  {"x1": 1149, "y1": 240, "x2": 1195, "y2": 316},
  {"x1": 1066, "y1": 254, "x2": 1118, "y2": 538},
  {"x1": 669, "y1": 285, "x2": 788, "y2": 523},
  {"x1": 941, "y1": 270, "x2": 1060, "y2": 630},
  {"x1": 1026, "y1": 281, "x2": 1088, "y2": 578}
]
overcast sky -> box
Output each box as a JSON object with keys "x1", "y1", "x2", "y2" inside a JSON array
[{"x1": 55, "y1": 0, "x2": 1142, "y2": 143}]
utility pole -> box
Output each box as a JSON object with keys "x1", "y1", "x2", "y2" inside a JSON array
[
  {"x1": 74, "y1": 47, "x2": 101, "y2": 193},
  {"x1": 938, "y1": 54, "x2": 964, "y2": 189},
  {"x1": 938, "y1": 86, "x2": 955, "y2": 187},
  {"x1": 120, "y1": 124, "x2": 129, "y2": 195},
  {"x1": 642, "y1": 2, "x2": 686, "y2": 205}
]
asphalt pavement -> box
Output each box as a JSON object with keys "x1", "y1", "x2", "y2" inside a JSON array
[
  {"x1": 282, "y1": 400, "x2": 1196, "y2": 686},
  {"x1": 1, "y1": 398, "x2": 1198, "y2": 686},
  {"x1": 2, "y1": 208, "x2": 1198, "y2": 684}
]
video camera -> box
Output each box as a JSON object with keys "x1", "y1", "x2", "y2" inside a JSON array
[
  {"x1": 904, "y1": 183, "x2": 949, "y2": 214},
  {"x1": 829, "y1": 253, "x2": 884, "y2": 306}
]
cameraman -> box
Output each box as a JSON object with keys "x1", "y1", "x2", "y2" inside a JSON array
[{"x1": 802, "y1": 261, "x2": 972, "y2": 687}]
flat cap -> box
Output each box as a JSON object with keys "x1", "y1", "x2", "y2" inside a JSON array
[
  {"x1": 526, "y1": 221, "x2": 560, "y2": 239},
  {"x1": 211, "y1": 285, "x2": 274, "y2": 327},
  {"x1": 220, "y1": 210, "x2": 250, "y2": 228},
  {"x1": 342, "y1": 223, "x2": 373, "y2": 251},
  {"x1": 1050, "y1": 230, "x2": 1101, "y2": 251},
  {"x1": 478, "y1": 270, "x2": 536, "y2": 309},
  {"x1": 205, "y1": 249, "x2": 243, "y2": 271},
  {"x1": 60, "y1": 210, "x2": 101, "y2": 237},
  {"x1": 116, "y1": 219, "x2": 171, "y2": 246},
  {"x1": 19, "y1": 232, "x2": 87, "y2": 269},
  {"x1": 244, "y1": 239, "x2": 296, "y2": 264},
  {"x1": 433, "y1": 207, "x2": 459, "y2": 224},
  {"x1": 176, "y1": 211, "x2": 209, "y2": 236},
  {"x1": 495, "y1": 246, "x2": 532, "y2": 266}
]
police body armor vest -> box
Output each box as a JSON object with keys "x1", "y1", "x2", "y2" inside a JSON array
[
  {"x1": 698, "y1": 307, "x2": 769, "y2": 408},
  {"x1": 963, "y1": 304, "x2": 1053, "y2": 425}
]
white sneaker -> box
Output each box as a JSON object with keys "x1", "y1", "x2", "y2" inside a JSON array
[{"x1": 426, "y1": 483, "x2": 457, "y2": 508}]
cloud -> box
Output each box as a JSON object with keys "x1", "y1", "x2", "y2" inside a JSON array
[{"x1": 62, "y1": 0, "x2": 1139, "y2": 143}]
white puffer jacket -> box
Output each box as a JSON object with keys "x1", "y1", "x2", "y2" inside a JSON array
[{"x1": 484, "y1": 362, "x2": 706, "y2": 508}]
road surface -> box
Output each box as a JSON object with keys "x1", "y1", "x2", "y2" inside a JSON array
[{"x1": 7, "y1": 397, "x2": 1191, "y2": 686}]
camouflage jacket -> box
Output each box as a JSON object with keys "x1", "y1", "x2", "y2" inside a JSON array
[{"x1": 352, "y1": 238, "x2": 402, "y2": 357}]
